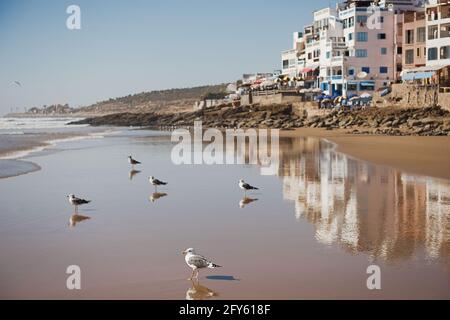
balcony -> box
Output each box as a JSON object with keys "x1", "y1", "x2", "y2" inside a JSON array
[
  {"x1": 282, "y1": 49, "x2": 297, "y2": 55},
  {"x1": 331, "y1": 56, "x2": 344, "y2": 63}
]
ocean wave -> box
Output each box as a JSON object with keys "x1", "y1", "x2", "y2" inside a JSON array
[
  {"x1": 0, "y1": 117, "x2": 87, "y2": 130},
  {"x1": 0, "y1": 129, "x2": 120, "y2": 160}
]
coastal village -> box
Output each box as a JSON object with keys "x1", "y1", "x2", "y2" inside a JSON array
[{"x1": 19, "y1": 0, "x2": 450, "y2": 136}]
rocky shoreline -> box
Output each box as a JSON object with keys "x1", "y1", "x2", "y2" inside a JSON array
[{"x1": 71, "y1": 104, "x2": 450, "y2": 137}]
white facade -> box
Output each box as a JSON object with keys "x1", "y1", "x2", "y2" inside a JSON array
[
  {"x1": 425, "y1": 0, "x2": 450, "y2": 67},
  {"x1": 279, "y1": 0, "x2": 425, "y2": 95},
  {"x1": 281, "y1": 32, "x2": 306, "y2": 77}
]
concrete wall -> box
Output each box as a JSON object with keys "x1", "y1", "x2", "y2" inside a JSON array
[
  {"x1": 241, "y1": 92, "x2": 308, "y2": 107},
  {"x1": 386, "y1": 83, "x2": 450, "y2": 110}
]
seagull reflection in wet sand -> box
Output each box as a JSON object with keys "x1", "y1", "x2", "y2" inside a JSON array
[
  {"x1": 129, "y1": 169, "x2": 141, "y2": 180},
  {"x1": 149, "y1": 192, "x2": 168, "y2": 203},
  {"x1": 239, "y1": 197, "x2": 258, "y2": 209},
  {"x1": 186, "y1": 279, "x2": 218, "y2": 301},
  {"x1": 69, "y1": 214, "x2": 91, "y2": 227}
]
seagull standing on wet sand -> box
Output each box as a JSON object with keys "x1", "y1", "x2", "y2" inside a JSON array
[
  {"x1": 239, "y1": 179, "x2": 259, "y2": 195},
  {"x1": 128, "y1": 156, "x2": 141, "y2": 167},
  {"x1": 149, "y1": 176, "x2": 168, "y2": 192},
  {"x1": 67, "y1": 194, "x2": 91, "y2": 213},
  {"x1": 183, "y1": 248, "x2": 222, "y2": 280}
]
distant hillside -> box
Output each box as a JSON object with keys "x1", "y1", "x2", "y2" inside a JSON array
[
  {"x1": 21, "y1": 84, "x2": 229, "y2": 116},
  {"x1": 92, "y1": 84, "x2": 228, "y2": 106}
]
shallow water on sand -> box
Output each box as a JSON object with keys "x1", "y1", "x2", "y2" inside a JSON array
[{"x1": 0, "y1": 129, "x2": 449, "y2": 299}]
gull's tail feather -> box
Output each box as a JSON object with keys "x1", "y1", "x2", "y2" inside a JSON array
[{"x1": 208, "y1": 263, "x2": 222, "y2": 269}]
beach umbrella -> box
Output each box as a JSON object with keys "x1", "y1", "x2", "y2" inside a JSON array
[
  {"x1": 349, "y1": 96, "x2": 360, "y2": 101},
  {"x1": 347, "y1": 93, "x2": 358, "y2": 99},
  {"x1": 360, "y1": 93, "x2": 372, "y2": 99},
  {"x1": 323, "y1": 95, "x2": 332, "y2": 100},
  {"x1": 315, "y1": 95, "x2": 325, "y2": 101},
  {"x1": 322, "y1": 98, "x2": 332, "y2": 103},
  {"x1": 357, "y1": 71, "x2": 368, "y2": 79}
]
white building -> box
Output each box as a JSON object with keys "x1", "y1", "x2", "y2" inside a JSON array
[
  {"x1": 280, "y1": 0, "x2": 424, "y2": 96},
  {"x1": 425, "y1": 0, "x2": 450, "y2": 67},
  {"x1": 281, "y1": 32, "x2": 305, "y2": 77}
]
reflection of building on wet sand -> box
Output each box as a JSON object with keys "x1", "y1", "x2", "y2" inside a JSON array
[{"x1": 271, "y1": 137, "x2": 450, "y2": 263}]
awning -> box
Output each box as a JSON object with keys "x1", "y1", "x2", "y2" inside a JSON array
[
  {"x1": 406, "y1": 64, "x2": 450, "y2": 73},
  {"x1": 402, "y1": 71, "x2": 435, "y2": 81},
  {"x1": 360, "y1": 82, "x2": 375, "y2": 86},
  {"x1": 402, "y1": 63, "x2": 450, "y2": 81}
]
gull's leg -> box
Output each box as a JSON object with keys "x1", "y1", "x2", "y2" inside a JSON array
[{"x1": 189, "y1": 269, "x2": 195, "y2": 281}]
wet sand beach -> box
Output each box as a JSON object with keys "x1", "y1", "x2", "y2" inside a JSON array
[
  {"x1": 284, "y1": 128, "x2": 450, "y2": 181},
  {"x1": 0, "y1": 128, "x2": 449, "y2": 300}
]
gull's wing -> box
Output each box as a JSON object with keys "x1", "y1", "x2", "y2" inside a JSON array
[
  {"x1": 73, "y1": 197, "x2": 90, "y2": 204},
  {"x1": 188, "y1": 255, "x2": 210, "y2": 269}
]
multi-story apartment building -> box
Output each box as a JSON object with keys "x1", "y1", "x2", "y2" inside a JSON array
[
  {"x1": 323, "y1": 2, "x2": 398, "y2": 96},
  {"x1": 426, "y1": 0, "x2": 450, "y2": 67},
  {"x1": 281, "y1": 32, "x2": 305, "y2": 78},
  {"x1": 281, "y1": 0, "x2": 423, "y2": 96},
  {"x1": 402, "y1": 10, "x2": 427, "y2": 69}
]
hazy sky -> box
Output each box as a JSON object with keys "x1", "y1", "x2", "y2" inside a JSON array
[{"x1": 0, "y1": 0, "x2": 338, "y2": 114}]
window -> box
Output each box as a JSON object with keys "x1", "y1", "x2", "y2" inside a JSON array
[
  {"x1": 417, "y1": 48, "x2": 420, "y2": 57},
  {"x1": 348, "y1": 33, "x2": 353, "y2": 41},
  {"x1": 405, "y1": 49, "x2": 414, "y2": 64},
  {"x1": 417, "y1": 27, "x2": 426, "y2": 42},
  {"x1": 377, "y1": 33, "x2": 386, "y2": 40},
  {"x1": 347, "y1": 83, "x2": 358, "y2": 91},
  {"x1": 428, "y1": 25, "x2": 438, "y2": 40},
  {"x1": 428, "y1": 47, "x2": 438, "y2": 61},
  {"x1": 356, "y1": 32, "x2": 368, "y2": 42},
  {"x1": 326, "y1": 51, "x2": 331, "y2": 59},
  {"x1": 361, "y1": 67, "x2": 370, "y2": 74},
  {"x1": 441, "y1": 46, "x2": 450, "y2": 59},
  {"x1": 381, "y1": 47, "x2": 387, "y2": 55},
  {"x1": 359, "y1": 82, "x2": 375, "y2": 91},
  {"x1": 440, "y1": 23, "x2": 450, "y2": 38},
  {"x1": 348, "y1": 69, "x2": 355, "y2": 76},
  {"x1": 406, "y1": 30, "x2": 414, "y2": 44},
  {"x1": 283, "y1": 60, "x2": 289, "y2": 69},
  {"x1": 355, "y1": 49, "x2": 368, "y2": 58},
  {"x1": 378, "y1": 16, "x2": 384, "y2": 24},
  {"x1": 397, "y1": 47, "x2": 403, "y2": 54},
  {"x1": 380, "y1": 67, "x2": 388, "y2": 74},
  {"x1": 356, "y1": 16, "x2": 367, "y2": 24}
]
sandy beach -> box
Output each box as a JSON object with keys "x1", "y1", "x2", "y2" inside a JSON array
[
  {"x1": 1, "y1": 125, "x2": 449, "y2": 300},
  {"x1": 282, "y1": 128, "x2": 450, "y2": 181}
]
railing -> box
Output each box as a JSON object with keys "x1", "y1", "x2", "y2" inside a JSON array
[
  {"x1": 325, "y1": 75, "x2": 343, "y2": 81},
  {"x1": 331, "y1": 56, "x2": 344, "y2": 63}
]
